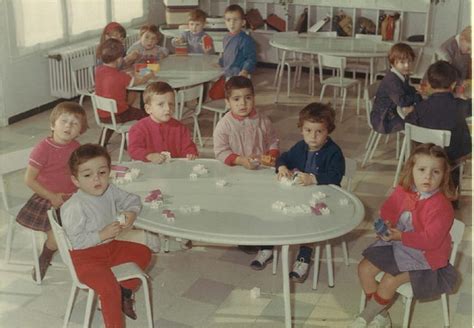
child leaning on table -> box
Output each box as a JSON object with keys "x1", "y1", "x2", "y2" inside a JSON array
[
  {"x1": 172, "y1": 8, "x2": 214, "y2": 54},
  {"x1": 275, "y1": 102, "x2": 345, "y2": 281},
  {"x1": 127, "y1": 24, "x2": 169, "y2": 65},
  {"x1": 16, "y1": 102, "x2": 88, "y2": 283},
  {"x1": 128, "y1": 81, "x2": 199, "y2": 163},
  {"x1": 61, "y1": 144, "x2": 152, "y2": 327},
  {"x1": 349, "y1": 143, "x2": 457, "y2": 328},
  {"x1": 370, "y1": 43, "x2": 422, "y2": 134}
]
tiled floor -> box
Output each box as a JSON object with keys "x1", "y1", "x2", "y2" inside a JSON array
[{"x1": 0, "y1": 68, "x2": 472, "y2": 327}]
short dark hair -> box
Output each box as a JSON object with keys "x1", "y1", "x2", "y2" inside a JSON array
[
  {"x1": 427, "y1": 60, "x2": 459, "y2": 89},
  {"x1": 224, "y1": 4, "x2": 245, "y2": 19},
  {"x1": 143, "y1": 82, "x2": 175, "y2": 105},
  {"x1": 297, "y1": 102, "x2": 336, "y2": 133},
  {"x1": 225, "y1": 76, "x2": 254, "y2": 99},
  {"x1": 69, "y1": 144, "x2": 111, "y2": 177},
  {"x1": 188, "y1": 8, "x2": 207, "y2": 23},
  {"x1": 388, "y1": 43, "x2": 415, "y2": 65},
  {"x1": 99, "y1": 38, "x2": 124, "y2": 64},
  {"x1": 139, "y1": 24, "x2": 160, "y2": 38}
]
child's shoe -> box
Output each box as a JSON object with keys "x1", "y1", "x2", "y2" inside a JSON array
[
  {"x1": 347, "y1": 317, "x2": 368, "y2": 328},
  {"x1": 145, "y1": 231, "x2": 161, "y2": 253},
  {"x1": 121, "y1": 287, "x2": 137, "y2": 320},
  {"x1": 368, "y1": 313, "x2": 391, "y2": 328},
  {"x1": 32, "y1": 242, "x2": 56, "y2": 282},
  {"x1": 180, "y1": 239, "x2": 193, "y2": 250},
  {"x1": 289, "y1": 257, "x2": 309, "y2": 283},
  {"x1": 250, "y1": 249, "x2": 273, "y2": 270}
]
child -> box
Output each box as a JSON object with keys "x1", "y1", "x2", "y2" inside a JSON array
[
  {"x1": 220, "y1": 4, "x2": 257, "y2": 78},
  {"x1": 61, "y1": 144, "x2": 152, "y2": 327},
  {"x1": 16, "y1": 102, "x2": 88, "y2": 282},
  {"x1": 370, "y1": 43, "x2": 422, "y2": 134},
  {"x1": 172, "y1": 8, "x2": 214, "y2": 54},
  {"x1": 126, "y1": 24, "x2": 169, "y2": 65},
  {"x1": 128, "y1": 81, "x2": 198, "y2": 163},
  {"x1": 405, "y1": 60, "x2": 471, "y2": 195},
  {"x1": 95, "y1": 38, "x2": 154, "y2": 143},
  {"x1": 96, "y1": 22, "x2": 139, "y2": 67},
  {"x1": 437, "y1": 26, "x2": 471, "y2": 81},
  {"x1": 349, "y1": 143, "x2": 457, "y2": 328},
  {"x1": 276, "y1": 103, "x2": 345, "y2": 281}
]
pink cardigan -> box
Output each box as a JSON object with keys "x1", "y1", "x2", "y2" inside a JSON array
[{"x1": 381, "y1": 186, "x2": 454, "y2": 270}]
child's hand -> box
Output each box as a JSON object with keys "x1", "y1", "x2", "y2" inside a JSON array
[
  {"x1": 121, "y1": 211, "x2": 136, "y2": 229},
  {"x1": 186, "y1": 154, "x2": 197, "y2": 160},
  {"x1": 49, "y1": 193, "x2": 66, "y2": 208},
  {"x1": 99, "y1": 222, "x2": 122, "y2": 241},
  {"x1": 239, "y1": 70, "x2": 249, "y2": 78},
  {"x1": 236, "y1": 156, "x2": 259, "y2": 170},
  {"x1": 296, "y1": 173, "x2": 316, "y2": 186},
  {"x1": 127, "y1": 50, "x2": 141, "y2": 62},
  {"x1": 401, "y1": 106, "x2": 414, "y2": 116},
  {"x1": 146, "y1": 153, "x2": 167, "y2": 164},
  {"x1": 277, "y1": 166, "x2": 291, "y2": 180}
]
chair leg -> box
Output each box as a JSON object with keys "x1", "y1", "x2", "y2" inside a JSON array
[
  {"x1": 359, "y1": 289, "x2": 367, "y2": 313},
  {"x1": 79, "y1": 95, "x2": 85, "y2": 106},
  {"x1": 396, "y1": 132, "x2": 401, "y2": 159},
  {"x1": 393, "y1": 134, "x2": 408, "y2": 188},
  {"x1": 286, "y1": 63, "x2": 291, "y2": 97},
  {"x1": 356, "y1": 83, "x2": 361, "y2": 116},
  {"x1": 340, "y1": 89, "x2": 347, "y2": 122},
  {"x1": 319, "y1": 85, "x2": 328, "y2": 102},
  {"x1": 364, "y1": 130, "x2": 374, "y2": 149},
  {"x1": 31, "y1": 230, "x2": 42, "y2": 285},
  {"x1": 100, "y1": 128, "x2": 108, "y2": 146},
  {"x1": 402, "y1": 296, "x2": 413, "y2": 328},
  {"x1": 325, "y1": 243, "x2": 334, "y2": 287},
  {"x1": 4, "y1": 215, "x2": 14, "y2": 263},
  {"x1": 193, "y1": 115, "x2": 203, "y2": 147},
  {"x1": 83, "y1": 289, "x2": 95, "y2": 328},
  {"x1": 341, "y1": 240, "x2": 349, "y2": 266},
  {"x1": 368, "y1": 133, "x2": 382, "y2": 162},
  {"x1": 362, "y1": 132, "x2": 378, "y2": 168},
  {"x1": 272, "y1": 248, "x2": 278, "y2": 275},
  {"x1": 312, "y1": 245, "x2": 321, "y2": 290},
  {"x1": 64, "y1": 284, "x2": 78, "y2": 328},
  {"x1": 441, "y1": 293, "x2": 450, "y2": 327},
  {"x1": 273, "y1": 63, "x2": 281, "y2": 87},
  {"x1": 164, "y1": 237, "x2": 169, "y2": 253},
  {"x1": 118, "y1": 133, "x2": 126, "y2": 163},
  {"x1": 140, "y1": 276, "x2": 154, "y2": 328}
]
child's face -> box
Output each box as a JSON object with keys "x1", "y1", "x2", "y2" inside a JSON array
[
  {"x1": 225, "y1": 88, "x2": 254, "y2": 117},
  {"x1": 71, "y1": 156, "x2": 110, "y2": 196},
  {"x1": 145, "y1": 92, "x2": 175, "y2": 123},
  {"x1": 51, "y1": 113, "x2": 82, "y2": 144},
  {"x1": 106, "y1": 31, "x2": 125, "y2": 44},
  {"x1": 189, "y1": 20, "x2": 205, "y2": 34},
  {"x1": 224, "y1": 11, "x2": 245, "y2": 34},
  {"x1": 301, "y1": 121, "x2": 329, "y2": 151},
  {"x1": 412, "y1": 154, "x2": 444, "y2": 193},
  {"x1": 140, "y1": 31, "x2": 158, "y2": 50},
  {"x1": 392, "y1": 58, "x2": 412, "y2": 75},
  {"x1": 459, "y1": 38, "x2": 471, "y2": 55}
]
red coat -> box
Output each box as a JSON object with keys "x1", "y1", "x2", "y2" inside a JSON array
[{"x1": 380, "y1": 186, "x2": 454, "y2": 270}]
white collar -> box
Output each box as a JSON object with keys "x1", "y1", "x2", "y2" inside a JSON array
[{"x1": 390, "y1": 67, "x2": 406, "y2": 82}]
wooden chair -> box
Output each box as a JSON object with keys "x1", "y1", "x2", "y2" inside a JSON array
[{"x1": 70, "y1": 54, "x2": 95, "y2": 106}]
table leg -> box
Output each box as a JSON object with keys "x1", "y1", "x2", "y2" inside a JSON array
[
  {"x1": 369, "y1": 58, "x2": 375, "y2": 84},
  {"x1": 276, "y1": 50, "x2": 287, "y2": 104},
  {"x1": 281, "y1": 244, "x2": 292, "y2": 328}
]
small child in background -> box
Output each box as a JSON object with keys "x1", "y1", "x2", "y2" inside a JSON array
[
  {"x1": 127, "y1": 24, "x2": 170, "y2": 66},
  {"x1": 371, "y1": 43, "x2": 422, "y2": 134},
  {"x1": 16, "y1": 102, "x2": 88, "y2": 283},
  {"x1": 95, "y1": 38, "x2": 154, "y2": 144},
  {"x1": 437, "y1": 25, "x2": 471, "y2": 81},
  {"x1": 62, "y1": 144, "x2": 152, "y2": 326},
  {"x1": 172, "y1": 8, "x2": 214, "y2": 54},
  {"x1": 96, "y1": 22, "x2": 139, "y2": 67},
  {"x1": 276, "y1": 103, "x2": 345, "y2": 281},
  {"x1": 349, "y1": 143, "x2": 457, "y2": 328},
  {"x1": 128, "y1": 81, "x2": 198, "y2": 163}
]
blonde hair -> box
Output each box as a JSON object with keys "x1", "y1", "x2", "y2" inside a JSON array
[
  {"x1": 143, "y1": 81, "x2": 174, "y2": 105},
  {"x1": 399, "y1": 143, "x2": 457, "y2": 200},
  {"x1": 50, "y1": 102, "x2": 88, "y2": 134}
]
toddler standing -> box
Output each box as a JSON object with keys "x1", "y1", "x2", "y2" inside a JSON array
[
  {"x1": 349, "y1": 143, "x2": 457, "y2": 328},
  {"x1": 127, "y1": 24, "x2": 170, "y2": 65},
  {"x1": 172, "y1": 8, "x2": 214, "y2": 54},
  {"x1": 16, "y1": 102, "x2": 88, "y2": 282}
]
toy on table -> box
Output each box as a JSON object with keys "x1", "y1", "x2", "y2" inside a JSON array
[
  {"x1": 215, "y1": 179, "x2": 228, "y2": 187},
  {"x1": 134, "y1": 62, "x2": 160, "y2": 76},
  {"x1": 145, "y1": 189, "x2": 163, "y2": 202},
  {"x1": 260, "y1": 155, "x2": 276, "y2": 167},
  {"x1": 311, "y1": 202, "x2": 329, "y2": 215},
  {"x1": 111, "y1": 166, "x2": 140, "y2": 184},
  {"x1": 374, "y1": 218, "x2": 390, "y2": 237},
  {"x1": 174, "y1": 38, "x2": 188, "y2": 55},
  {"x1": 192, "y1": 164, "x2": 209, "y2": 175},
  {"x1": 162, "y1": 209, "x2": 176, "y2": 222},
  {"x1": 178, "y1": 205, "x2": 201, "y2": 213}
]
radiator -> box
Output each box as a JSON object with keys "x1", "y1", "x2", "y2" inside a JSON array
[{"x1": 47, "y1": 29, "x2": 140, "y2": 99}]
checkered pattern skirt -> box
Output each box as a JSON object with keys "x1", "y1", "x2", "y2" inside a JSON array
[{"x1": 16, "y1": 194, "x2": 53, "y2": 232}]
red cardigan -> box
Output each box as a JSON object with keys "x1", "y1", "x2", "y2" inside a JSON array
[{"x1": 380, "y1": 186, "x2": 454, "y2": 270}]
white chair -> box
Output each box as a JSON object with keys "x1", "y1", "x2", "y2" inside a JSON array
[
  {"x1": 1, "y1": 147, "x2": 44, "y2": 284},
  {"x1": 318, "y1": 53, "x2": 361, "y2": 122},
  {"x1": 47, "y1": 209, "x2": 154, "y2": 328},
  {"x1": 359, "y1": 219, "x2": 465, "y2": 328},
  {"x1": 175, "y1": 84, "x2": 204, "y2": 147},
  {"x1": 213, "y1": 39, "x2": 224, "y2": 55},
  {"x1": 201, "y1": 99, "x2": 228, "y2": 132},
  {"x1": 392, "y1": 123, "x2": 451, "y2": 187},
  {"x1": 91, "y1": 94, "x2": 136, "y2": 163},
  {"x1": 70, "y1": 54, "x2": 95, "y2": 106},
  {"x1": 346, "y1": 34, "x2": 384, "y2": 85},
  {"x1": 272, "y1": 157, "x2": 357, "y2": 289}
]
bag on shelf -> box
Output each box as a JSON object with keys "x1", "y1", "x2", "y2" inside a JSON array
[
  {"x1": 379, "y1": 13, "x2": 400, "y2": 41},
  {"x1": 308, "y1": 14, "x2": 330, "y2": 33},
  {"x1": 266, "y1": 14, "x2": 286, "y2": 32},
  {"x1": 294, "y1": 9, "x2": 308, "y2": 33},
  {"x1": 333, "y1": 11, "x2": 352, "y2": 36},
  {"x1": 246, "y1": 8, "x2": 265, "y2": 30},
  {"x1": 355, "y1": 17, "x2": 376, "y2": 35}
]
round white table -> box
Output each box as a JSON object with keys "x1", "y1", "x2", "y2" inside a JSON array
[
  {"x1": 270, "y1": 32, "x2": 393, "y2": 102},
  {"x1": 120, "y1": 159, "x2": 365, "y2": 328},
  {"x1": 159, "y1": 26, "x2": 227, "y2": 49}
]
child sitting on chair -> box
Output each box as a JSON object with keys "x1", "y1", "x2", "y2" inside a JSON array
[
  {"x1": 61, "y1": 144, "x2": 152, "y2": 326},
  {"x1": 172, "y1": 8, "x2": 214, "y2": 54},
  {"x1": 128, "y1": 81, "x2": 198, "y2": 163},
  {"x1": 127, "y1": 24, "x2": 169, "y2": 65},
  {"x1": 349, "y1": 143, "x2": 457, "y2": 328},
  {"x1": 276, "y1": 102, "x2": 345, "y2": 282},
  {"x1": 370, "y1": 43, "x2": 422, "y2": 134},
  {"x1": 16, "y1": 102, "x2": 88, "y2": 283}
]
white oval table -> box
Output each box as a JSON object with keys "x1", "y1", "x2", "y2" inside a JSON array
[{"x1": 121, "y1": 159, "x2": 365, "y2": 328}]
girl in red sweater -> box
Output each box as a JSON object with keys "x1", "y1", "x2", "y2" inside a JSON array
[{"x1": 349, "y1": 143, "x2": 458, "y2": 328}]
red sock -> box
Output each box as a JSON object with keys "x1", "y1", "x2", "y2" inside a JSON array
[{"x1": 373, "y1": 292, "x2": 391, "y2": 306}]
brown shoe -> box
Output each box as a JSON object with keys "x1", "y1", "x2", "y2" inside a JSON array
[
  {"x1": 122, "y1": 294, "x2": 137, "y2": 320},
  {"x1": 32, "y1": 243, "x2": 56, "y2": 283}
]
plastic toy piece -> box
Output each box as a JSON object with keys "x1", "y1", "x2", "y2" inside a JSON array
[
  {"x1": 192, "y1": 164, "x2": 209, "y2": 175},
  {"x1": 311, "y1": 202, "x2": 328, "y2": 215},
  {"x1": 215, "y1": 179, "x2": 228, "y2": 187},
  {"x1": 145, "y1": 189, "x2": 163, "y2": 202},
  {"x1": 161, "y1": 151, "x2": 171, "y2": 163},
  {"x1": 260, "y1": 155, "x2": 276, "y2": 167},
  {"x1": 189, "y1": 173, "x2": 198, "y2": 180},
  {"x1": 312, "y1": 191, "x2": 327, "y2": 200},
  {"x1": 116, "y1": 214, "x2": 126, "y2": 225},
  {"x1": 150, "y1": 200, "x2": 163, "y2": 209},
  {"x1": 162, "y1": 209, "x2": 175, "y2": 222},
  {"x1": 339, "y1": 198, "x2": 349, "y2": 206}
]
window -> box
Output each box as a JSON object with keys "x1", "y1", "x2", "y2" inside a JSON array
[
  {"x1": 112, "y1": 0, "x2": 144, "y2": 23},
  {"x1": 68, "y1": 0, "x2": 107, "y2": 35}
]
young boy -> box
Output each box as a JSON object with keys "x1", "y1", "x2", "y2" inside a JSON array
[
  {"x1": 128, "y1": 81, "x2": 198, "y2": 163},
  {"x1": 405, "y1": 60, "x2": 471, "y2": 194},
  {"x1": 219, "y1": 4, "x2": 257, "y2": 78},
  {"x1": 276, "y1": 103, "x2": 345, "y2": 281},
  {"x1": 61, "y1": 144, "x2": 152, "y2": 326},
  {"x1": 370, "y1": 43, "x2": 422, "y2": 134},
  {"x1": 172, "y1": 9, "x2": 214, "y2": 54},
  {"x1": 95, "y1": 38, "x2": 154, "y2": 144}
]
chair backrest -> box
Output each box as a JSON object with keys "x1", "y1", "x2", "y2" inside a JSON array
[
  {"x1": 344, "y1": 157, "x2": 357, "y2": 192},
  {"x1": 355, "y1": 34, "x2": 383, "y2": 41},
  {"x1": 91, "y1": 94, "x2": 118, "y2": 129},
  {"x1": 0, "y1": 147, "x2": 34, "y2": 211},
  {"x1": 47, "y1": 209, "x2": 87, "y2": 288},
  {"x1": 312, "y1": 31, "x2": 337, "y2": 38},
  {"x1": 364, "y1": 81, "x2": 380, "y2": 127},
  {"x1": 175, "y1": 84, "x2": 204, "y2": 120},
  {"x1": 449, "y1": 219, "x2": 465, "y2": 265},
  {"x1": 404, "y1": 123, "x2": 451, "y2": 156},
  {"x1": 214, "y1": 40, "x2": 224, "y2": 54},
  {"x1": 70, "y1": 54, "x2": 95, "y2": 93},
  {"x1": 318, "y1": 53, "x2": 346, "y2": 84}
]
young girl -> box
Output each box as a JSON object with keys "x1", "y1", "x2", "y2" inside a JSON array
[
  {"x1": 16, "y1": 102, "x2": 88, "y2": 282},
  {"x1": 276, "y1": 103, "x2": 345, "y2": 281},
  {"x1": 96, "y1": 22, "x2": 138, "y2": 68},
  {"x1": 370, "y1": 43, "x2": 422, "y2": 134},
  {"x1": 126, "y1": 24, "x2": 169, "y2": 66},
  {"x1": 350, "y1": 143, "x2": 457, "y2": 328}
]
